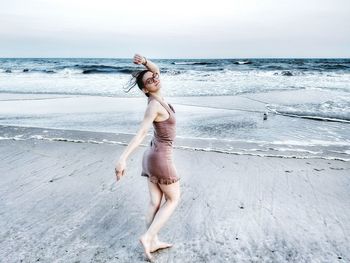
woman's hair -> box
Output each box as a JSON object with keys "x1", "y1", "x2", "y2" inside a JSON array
[{"x1": 124, "y1": 70, "x2": 150, "y2": 97}]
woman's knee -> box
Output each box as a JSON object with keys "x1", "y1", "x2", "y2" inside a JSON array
[
  {"x1": 149, "y1": 199, "x2": 161, "y2": 211},
  {"x1": 164, "y1": 191, "x2": 180, "y2": 205}
]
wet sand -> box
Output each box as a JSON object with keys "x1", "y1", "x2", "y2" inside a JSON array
[{"x1": 0, "y1": 127, "x2": 349, "y2": 262}]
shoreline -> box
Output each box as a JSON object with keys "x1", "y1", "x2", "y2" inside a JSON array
[
  {"x1": 1, "y1": 125, "x2": 349, "y2": 262},
  {"x1": 1, "y1": 124, "x2": 349, "y2": 162}
]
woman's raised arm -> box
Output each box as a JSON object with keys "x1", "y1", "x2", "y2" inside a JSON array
[{"x1": 133, "y1": 53, "x2": 160, "y2": 75}]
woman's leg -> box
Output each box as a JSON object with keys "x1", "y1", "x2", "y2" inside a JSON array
[
  {"x1": 145, "y1": 180, "x2": 162, "y2": 229},
  {"x1": 140, "y1": 181, "x2": 181, "y2": 260},
  {"x1": 145, "y1": 180, "x2": 173, "y2": 253}
]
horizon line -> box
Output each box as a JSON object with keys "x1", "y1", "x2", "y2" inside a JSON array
[{"x1": 1, "y1": 57, "x2": 350, "y2": 60}]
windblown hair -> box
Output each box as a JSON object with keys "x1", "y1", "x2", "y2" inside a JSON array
[{"x1": 124, "y1": 70, "x2": 150, "y2": 97}]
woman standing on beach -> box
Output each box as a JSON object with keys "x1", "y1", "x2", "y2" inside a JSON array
[{"x1": 115, "y1": 54, "x2": 181, "y2": 261}]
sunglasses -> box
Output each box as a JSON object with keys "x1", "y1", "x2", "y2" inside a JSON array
[{"x1": 144, "y1": 73, "x2": 160, "y2": 85}]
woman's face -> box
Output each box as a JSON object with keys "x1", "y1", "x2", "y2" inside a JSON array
[{"x1": 142, "y1": 71, "x2": 161, "y2": 94}]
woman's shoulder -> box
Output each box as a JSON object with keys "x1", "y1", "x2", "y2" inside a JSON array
[{"x1": 147, "y1": 97, "x2": 162, "y2": 109}]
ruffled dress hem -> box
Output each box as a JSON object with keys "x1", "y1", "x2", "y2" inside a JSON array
[{"x1": 141, "y1": 172, "x2": 180, "y2": 185}]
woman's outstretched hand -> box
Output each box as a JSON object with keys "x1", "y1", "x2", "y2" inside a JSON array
[
  {"x1": 115, "y1": 159, "x2": 126, "y2": 181},
  {"x1": 133, "y1": 54, "x2": 146, "y2": 65}
]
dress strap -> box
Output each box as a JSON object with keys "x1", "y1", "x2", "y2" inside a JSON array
[{"x1": 149, "y1": 95, "x2": 173, "y2": 115}]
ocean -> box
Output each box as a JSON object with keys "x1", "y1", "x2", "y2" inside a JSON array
[{"x1": 0, "y1": 58, "x2": 349, "y2": 161}]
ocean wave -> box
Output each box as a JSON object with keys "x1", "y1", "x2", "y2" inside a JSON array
[
  {"x1": 56, "y1": 68, "x2": 84, "y2": 74},
  {"x1": 318, "y1": 64, "x2": 350, "y2": 70},
  {"x1": 70, "y1": 64, "x2": 135, "y2": 74},
  {"x1": 267, "y1": 101, "x2": 350, "y2": 123},
  {"x1": 0, "y1": 64, "x2": 184, "y2": 75},
  {"x1": 0, "y1": 65, "x2": 138, "y2": 75},
  {"x1": 273, "y1": 70, "x2": 295, "y2": 76},
  {"x1": 267, "y1": 139, "x2": 350, "y2": 147},
  {"x1": 164, "y1": 69, "x2": 182, "y2": 75},
  {"x1": 2, "y1": 59, "x2": 350, "y2": 77},
  {"x1": 31, "y1": 69, "x2": 55, "y2": 73},
  {"x1": 81, "y1": 68, "x2": 132, "y2": 74},
  {"x1": 233, "y1": 61, "x2": 252, "y2": 65},
  {"x1": 271, "y1": 70, "x2": 316, "y2": 76},
  {"x1": 257, "y1": 65, "x2": 287, "y2": 70},
  {"x1": 172, "y1": 61, "x2": 214, "y2": 65}
]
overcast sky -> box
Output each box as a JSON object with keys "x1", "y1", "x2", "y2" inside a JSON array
[{"x1": 0, "y1": 0, "x2": 349, "y2": 58}]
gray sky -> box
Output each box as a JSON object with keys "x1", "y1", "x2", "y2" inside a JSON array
[{"x1": 1, "y1": 0, "x2": 349, "y2": 58}]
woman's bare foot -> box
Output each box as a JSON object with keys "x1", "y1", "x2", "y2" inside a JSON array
[
  {"x1": 150, "y1": 240, "x2": 173, "y2": 252},
  {"x1": 139, "y1": 234, "x2": 154, "y2": 262}
]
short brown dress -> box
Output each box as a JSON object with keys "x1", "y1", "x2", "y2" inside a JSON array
[{"x1": 141, "y1": 94, "x2": 180, "y2": 185}]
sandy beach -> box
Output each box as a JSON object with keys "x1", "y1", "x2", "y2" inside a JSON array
[{"x1": 1, "y1": 125, "x2": 349, "y2": 263}]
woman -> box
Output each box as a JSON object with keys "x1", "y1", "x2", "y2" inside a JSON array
[{"x1": 115, "y1": 54, "x2": 181, "y2": 261}]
